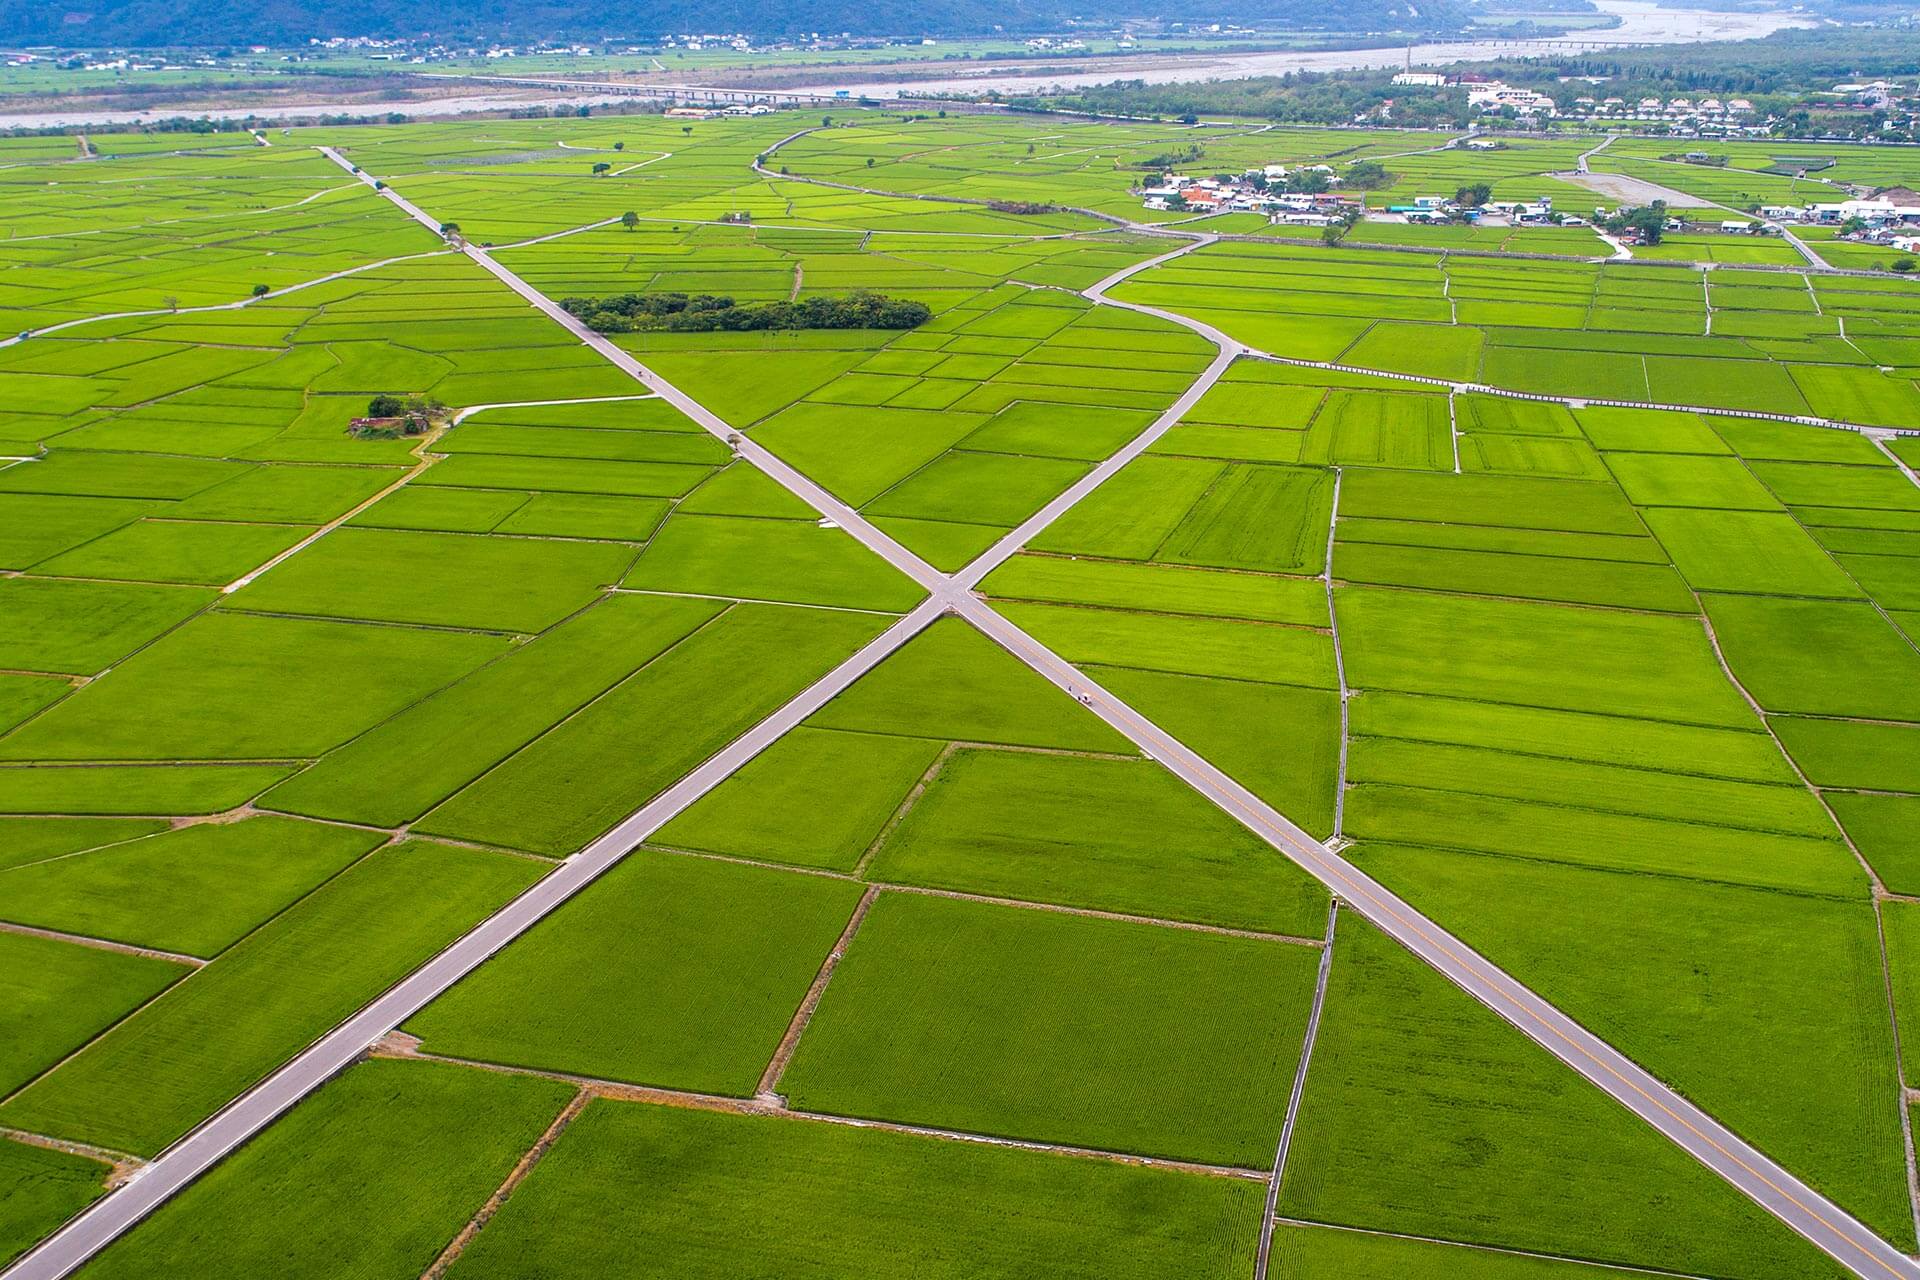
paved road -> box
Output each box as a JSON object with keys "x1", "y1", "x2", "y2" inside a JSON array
[
  {"x1": 0, "y1": 601, "x2": 947, "y2": 1280},
  {"x1": 960, "y1": 604, "x2": 1920, "y2": 1280},
  {"x1": 11, "y1": 144, "x2": 1918, "y2": 1280}
]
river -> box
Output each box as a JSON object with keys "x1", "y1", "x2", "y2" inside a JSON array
[
  {"x1": 0, "y1": 2, "x2": 1815, "y2": 129},
  {"x1": 835, "y1": 2, "x2": 1816, "y2": 98}
]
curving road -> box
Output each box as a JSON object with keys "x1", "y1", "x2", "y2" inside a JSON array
[{"x1": 7, "y1": 140, "x2": 1917, "y2": 1280}]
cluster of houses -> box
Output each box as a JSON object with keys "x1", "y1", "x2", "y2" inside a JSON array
[
  {"x1": 1389, "y1": 72, "x2": 1763, "y2": 134},
  {"x1": 1139, "y1": 167, "x2": 1360, "y2": 224},
  {"x1": 663, "y1": 103, "x2": 777, "y2": 119},
  {"x1": 1751, "y1": 188, "x2": 1920, "y2": 249},
  {"x1": 1387, "y1": 194, "x2": 1564, "y2": 226}
]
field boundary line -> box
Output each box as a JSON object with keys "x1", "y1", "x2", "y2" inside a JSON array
[
  {"x1": 0, "y1": 601, "x2": 946, "y2": 1280},
  {"x1": 642, "y1": 843, "x2": 1326, "y2": 942},
  {"x1": 0, "y1": 245, "x2": 458, "y2": 351},
  {"x1": 0, "y1": 1129, "x2": 143, "y2": 1188},
  {"x1": 1254, "y1": 900, "x2": 1339, "y2": 1280},
  {"x1": 419, "y1": 1086, "x2": 592, "y2": 1280},
  {"x1": 755, "y1": 884, "x2": 879, "y2": 1099},
  {"x1": 15, "y1": 141, "x2": 1912, "y2": 1280},
  {"x1": 1268, "y1": 1216, "x2": 1715, "y2": 1280},
  {"x1": 375, "y1": 1038, "x2": 1268, "y2": 1181},
  {"x1": 851, "y1": 742, "x2": 955, "y2": 878},
  {"x1": 221, "y1": 425, "x2": 445, "y2": 594},
  {"x1": 0, "y1": 921, "x2": 204, "y2": 968},
  {"x1": 1323, "y1": 468, "x2": 1351, "y2": 840}
]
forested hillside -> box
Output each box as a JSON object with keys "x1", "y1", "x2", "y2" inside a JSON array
[{"x1": 0, "y1": 0, "x2": 1466, "y2": 46}]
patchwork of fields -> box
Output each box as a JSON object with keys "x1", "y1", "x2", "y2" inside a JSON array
[{"x1": 2, "y1": 110, "x2": 1919, "y2": 1280}]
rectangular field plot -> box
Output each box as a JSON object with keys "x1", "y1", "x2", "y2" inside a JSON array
[
  {"x1": 446, "y1": 1098, "x2": 1263, "y2": 1280},
  {"x1": 262, "y1": 592, "x2": 721, "y2": 827},
  {"x1": 805, "y1": 617, "x2": 1128, "y2": 753},
  {"x1": 0, "y1": 577, "x2": 211, "y2": 675},
  {"x1": 74, "y1": 1057, "x2": 573, "y2": 1280},
  {"x1": 410, "y1": 852, "x2": 862, "y2": 1095},
  {"x1": 622, "y1": 513, "x2": 922, "y2": 612},
  {"x1": 868, "y1": 748, "x2": 1328, "y2": 935},
  {"x1": 1332, "y1": 542, "x2": 1694, "y2": 612},
  {"x1": 1345, "y1": 737, "x2": 1833, "y2": 838},
  {"x1": 1702, "y1": 594, "x2": 1920, "y2": 721},
  {"x1": 33, "y1": 519, "x2": 310, "y2": 587},
  {"x1": 1361, "y1": 843, "x2": 1908, "y2": 1246},
  {"x1": 0, "y1": 1139, "x2": 105, "y2": 1269},
  {"x1": 1337, "y1": 468, "x2": 1645, "y2": 536},
  {"x1": 0, "y1": 612, "x2": 505, "y2": 762},
  {"x1": 1279, "y1": 916, "x2": 1851, "y2": 1280},
  {"x1": 999, "y1": 600, "x2": 1337, "y2": 688},
  {"x1": 1266, "y1": 1225, "x2": 1653, "y2": 1279},
  {"x1": 225, "y1": 527, "x2": 634, "y2": 632},
  {"x1": 779, "y1": 892, "x2": 1320, "y2": 1167},
  {"x1": 0, "y1": 840, "x2": 544, "y2": 1155},
  {"x1": 417, "y1": 603, "x2": 889, "y2": 855},
  {"x1": 0, "y1": 815, "x2": 381, "y2": 958},
  {"x1": 0, "y1": 929, "x2": 186, "y2": 1099},
  {"x1": 1335, "y1": 587, "x2": 1753, "y2": 727},
  {"x1": 983, "y1": 554, "x2": 1327, "y2": 626},
  {"x1": 654, "y1": 726, "x2": 941, "y2": 871},
  {"x1": 1644, "y1": 507, "x2": 1861, "y2": 597}
]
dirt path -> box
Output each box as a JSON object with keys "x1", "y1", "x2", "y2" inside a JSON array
[{"x1": 1255, "y1": 901, "x2": 1339, "y2": 1280}]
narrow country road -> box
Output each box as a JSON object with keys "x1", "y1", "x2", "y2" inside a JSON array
[{"x1": 8, "y1": 140, "x2": 1918, "y2": 1280}]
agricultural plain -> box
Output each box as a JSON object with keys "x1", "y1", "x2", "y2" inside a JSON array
[{"x1": 0, "y1": 108, "x2": 1917, "y2": 1280}]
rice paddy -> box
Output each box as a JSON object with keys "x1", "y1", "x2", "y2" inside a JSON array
[{"x1": 3, "y1": 106, "x2": 1918, "y2": 1280}]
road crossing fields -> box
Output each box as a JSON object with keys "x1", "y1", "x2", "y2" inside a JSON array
[{"x1": 3, "y1": 109, "x2": 1920, "y2": 1280}]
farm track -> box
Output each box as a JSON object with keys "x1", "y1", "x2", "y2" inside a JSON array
[{"x1": 9, "y1": 136, "x2": 1920, "y2": 1280}]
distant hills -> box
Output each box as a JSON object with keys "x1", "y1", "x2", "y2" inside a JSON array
[{"x1": 0, "y1": 0, "x2": 1468, "y2": 48}]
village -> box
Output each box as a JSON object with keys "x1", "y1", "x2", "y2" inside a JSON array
[{"x1": 1141, "y1": 158, "x2": 1920, "y2": 256}]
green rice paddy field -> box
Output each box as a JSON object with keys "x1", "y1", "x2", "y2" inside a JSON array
[{"x1": 2, "y1": 108, "x2": 1919, "y2": 1280}]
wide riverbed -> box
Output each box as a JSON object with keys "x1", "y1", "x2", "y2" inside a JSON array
[
  {"x1": 0, "y1": 2, "x2": 1814, "y2": 129},
  {"x1": 835, "y1": 2, "x2": 1813, "y2": 97}
]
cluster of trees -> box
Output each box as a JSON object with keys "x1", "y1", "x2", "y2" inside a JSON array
[
  {"x1": 1135, "y1": 143, "x2": 1206, "y2": 171},
  {"x1": 1018, "y1": 72, "x2": 1473, "y2": 128},
  {"x1": 559, "y1": 290, "x2": 931, "y2": 334},
  {"x1": 353, "y1": 393, "x2": 446, "y2": 438},
  {"x1": 1603, "y1": 200, "x2": 1670, "y2": 246}
]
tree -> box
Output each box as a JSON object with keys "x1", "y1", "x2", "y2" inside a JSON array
[
  {"x1": 163, "y1": 295, "x2": 179, "y2": 312},
  {"x1": 1286, "y1": 169, "x2": 1329, "y2": 195},
  {"x1": 621, "y1": 210, "x2": 639, "y2": 231},
  {"x1": 1610, "y1": 200, "x2": 1669, "y2": 246},
  {"x1": 681, "y1": 126, "x2": 693, "y2": 137},
  {"x1": 250, "y1": 283, "x2": 269, "y2": 298},
  {"x1": 1346, "y1": 159, "x2": 1391, "y2": 189},
  {"x1": 1893, "y1": 257, "x2": 1916, "y2": 273},
  {"x1": 613, "y1": 140, "x2": 625, "y2": 151},
  {"x1": 439, "y1": 222, "x2": 461, "y2": 239},
  {"x1": 866, "y1": 157, "x2": 876, "y2": 168},
  {"x1": 1455, "y1": 183, "x2": 1492, "y2": 208},
  {"x1": 373, "y1": 180, "x2": 385, "y2": 190},
  {"x1": 822, "y1": 116, "x2": 832, "y2": 127},
  {"x1": 1321, "y1": 222, "x2": 1347, "y2": 247},
  {"x1": 592, "y1": 161, "x2": 612, "y2": 175}
]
